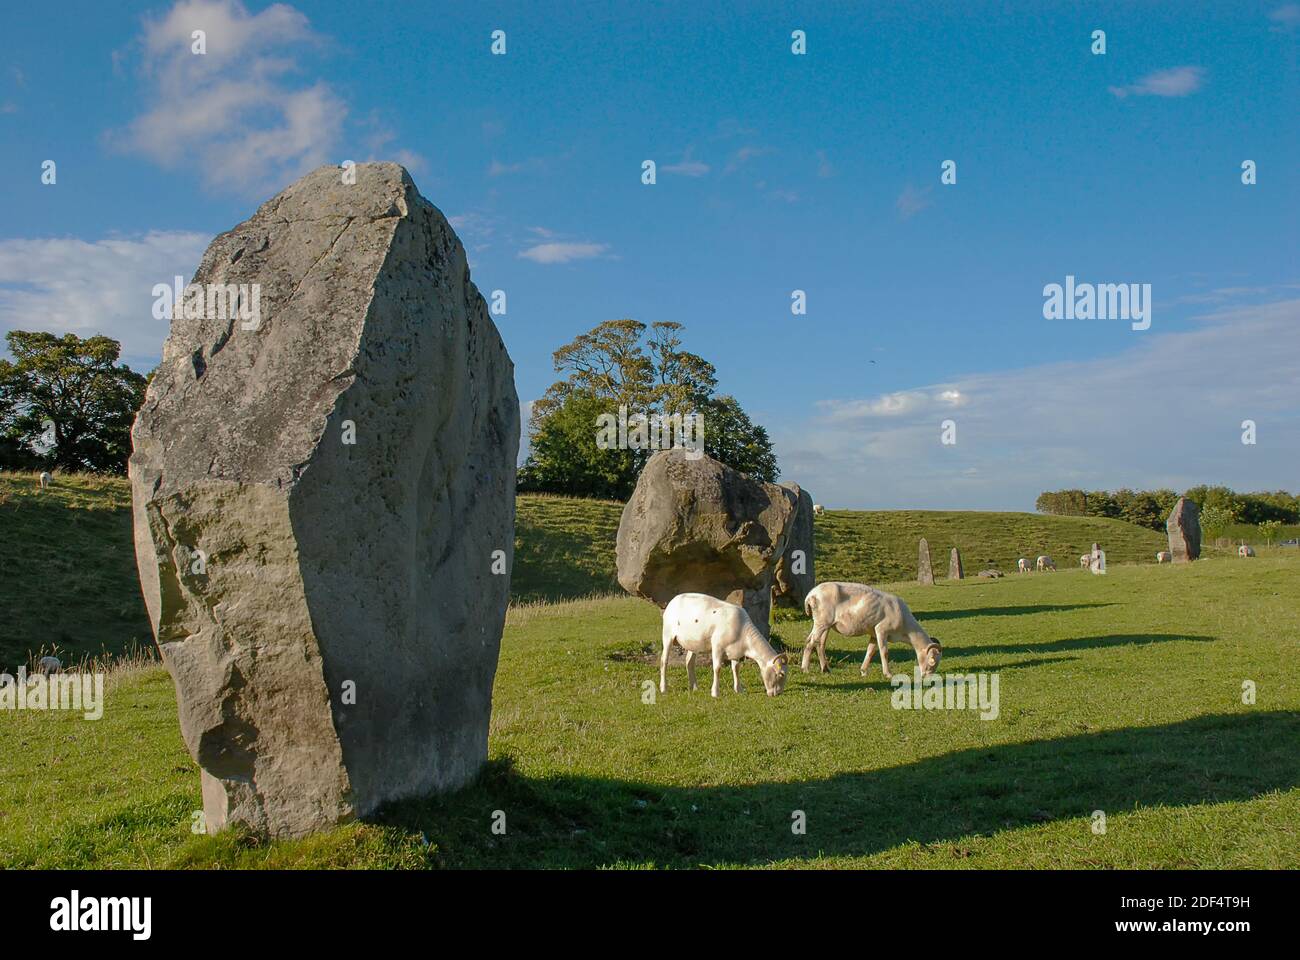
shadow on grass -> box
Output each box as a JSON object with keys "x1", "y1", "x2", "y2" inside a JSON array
[
  {"x1": 379, "y1": 711, "x2": 1299, "y2": 868},
  {"x1": 917, "y1": 602, "x2": 1116, "y2": 621},
  {"x1": 945, "y1": 633, "x2": 1217, "y2": 657},
  {"x1": 807, "y1": 656, "x2": 1081, "y2": 690}
]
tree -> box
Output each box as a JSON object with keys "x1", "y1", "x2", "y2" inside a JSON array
[
  {"x1": 519, "y1": 320, "x2": 778, "y2": 498},
  {"x1": 1258, "y1": 520, "x2": 1282, "y2": 546},
  {"x1": 1199, "y1": 504, "x2": 1235, "y2": 542},
  {"x1": 0, "y1": 331, "x2": 148, "y2": 474}
]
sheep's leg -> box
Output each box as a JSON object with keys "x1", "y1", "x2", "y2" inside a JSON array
[
  {"x1": 710, "y1": 658, "x2": 722, "y2": 698},
  {"x1": 875, "y1": 625, "x2": 893, "y2": 679},
  {"x1": 801, "y1": 623, "x2": 829, "y2": 672},
  {"x1": 817, "y1": 633, "x2": 830, "y2": 673},
  {"x1": 731, "y1": 660, "x2": 744, "y2": 693},
  {"x1": 685, "y1": 651, "x2": 697, "y2": 691},
  {"x1": 861, "y1": 641, "x2": 877, "y2": 676},
  {"x1": 659, "y1": 633, "x2": 672, "y2": 694}
]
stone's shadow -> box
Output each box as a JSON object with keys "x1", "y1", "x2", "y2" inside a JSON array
[
  {"x1": 381, "y1": 711, "x2": 1300, "y2": 868},
  {"x1": 808, "y1": 655, "x2": 1081, "y2": 689},
  {"x1": 946, "y1": 633, "x2": 1216, "y2": 657},
  {"x1": 916, "y1": 602, "x2": 1117, "y2": 621}
]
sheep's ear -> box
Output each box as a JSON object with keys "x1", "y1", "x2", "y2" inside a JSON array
[{"x1": 775, "y1": 653, "x2": 789, "y2": 668}]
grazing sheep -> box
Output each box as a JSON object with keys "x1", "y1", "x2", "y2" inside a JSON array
[
  {"x1": 1156, "y1": 551, "x2": 1171, "y2": 563},
  {"x1": 660, "y1": 593, "x2": 789, "y2": 698},
  {"x1": 1017, "y1": 558, "x2": 1031, "y2": 574},
  {"x1": 36, "y1": 656, "x2": 61, "y2": 674},
  {"x1": 1079, "y1": 553, "x2": 1090, "y2": 568},
  {"x1": 39, "y1": 471, "x2": 52, "y2": 491},
  {"x1": 813, "y1": 504, "x2": 825, "y2": 515},
  {"x1": 802, "y1": 581, "x2": 942, "y2": 679},
  {"x1": 1239, "y1": 545, "x2": 1255, "y2": 557},
  {"x1": 1036, "y1": 555, "x2": 1056, "y2": 572}
]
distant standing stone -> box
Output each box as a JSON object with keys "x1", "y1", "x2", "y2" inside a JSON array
[
  {"x1": 917, "y1": 538, "x2": 934, "y2": 585},
  {"x1": 948, "y1": 546, "x2": 963, "y2": 580},
  {"x1": 1166, "y1": 497, "x2": 1202, "y2": 563}
]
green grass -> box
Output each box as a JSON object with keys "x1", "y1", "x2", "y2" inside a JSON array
[
  {"x1": 4, "y1": 556, "x2": 1297, "y2": 868},
  {"x1": 0, "y1": 472, "x2": 154, "y2": 669}
]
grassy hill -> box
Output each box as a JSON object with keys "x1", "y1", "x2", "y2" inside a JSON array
[
  {"x1": 0, "y1": 476, "x2": 1182, "y2": 668},
  {"x1": 4, "y1": 556, "x2": 1297, "y2": 868}
]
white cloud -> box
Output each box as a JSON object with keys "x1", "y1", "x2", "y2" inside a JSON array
[
  {"x1": 518, "y1": 242, "x2": 610, "y2": 264},
  {"x1": 108, "y1": 0, "x2": 345, "y2": 194},
  {"x1": 896, "y1": 184, "x2": 933, "y2": 219},
  {"x1": 774, "y1": 299, "x2": 1300, "y2": 510},
  {"x1": 0, "y1": 232, "x2": 210, "y2": 369},
  {"x1": 1109, "y1": 66, "x2": 1205, "y2": 99},
  {"x1": 662, "y1": 148, "x2": 709, "y2": 177}
]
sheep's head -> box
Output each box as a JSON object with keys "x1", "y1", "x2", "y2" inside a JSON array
[
  {"x1": 762, "y1": 653, "x2": 789, "y2": 696},
  {"x1": 920, "y1": 641, "x2": 942, "y2": 677}
]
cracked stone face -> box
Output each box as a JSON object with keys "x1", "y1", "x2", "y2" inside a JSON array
[
  {"x1": 129, "y1": 163, "x2": 520, "y2": 838},
  {"x1": 773, "y1": 482, "x2": 815, "y2": 608},
  {"x1": 1166, "y1": 497, "x2": 1202, "y2": 563}
]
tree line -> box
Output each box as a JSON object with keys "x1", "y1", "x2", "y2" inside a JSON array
[{"x1": 1035, "y1": 486, "x2": 1300, "y2": 530}]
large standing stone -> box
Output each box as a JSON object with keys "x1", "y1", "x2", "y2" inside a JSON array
[
  {"x1": 772, "y1": 482, "x2": 815, "y2": 608},
  {"x1": 917, "y1": 538, "x2": 934, "y2": 585},
  {"x1": 1166, "y1": 497, "x2": 1202, "y2": 563},
  {"x1": 616, "y1": 450, "x2": 797, "y2": 636},
  {"x1": 948, "y1": 546, "x2": 963, "y2": 580},
  {"x1": 129, "y1": 163, "x2": 520, "y2": 838}
]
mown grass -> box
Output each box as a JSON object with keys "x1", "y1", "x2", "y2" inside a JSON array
[{"x1": 4, "y1": 556, "x2": 1296, "y2": 869}]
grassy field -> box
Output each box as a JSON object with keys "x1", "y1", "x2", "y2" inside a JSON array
[
  {"x1": 2, "y1": 476, "x2": 1175, "y2": 667},
  {"x1": 3, "y1": 554, "x2": 1296, "y2": 868}
]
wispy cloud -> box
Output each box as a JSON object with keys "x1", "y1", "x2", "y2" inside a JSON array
[
  {"x1": 518, "y1": 241, "x2": 610, "y2": 264},
  {"x1": 774, "y1": 299, "x2": 1300, "y2": 510},
  {"x1": 662, "y1": 147, "x2": 709, "y2": 177},
  {"x1": 108, "y1": 0, "x2": 346, "y2": 195},
  {"x1": 1268, "y1": 3, "x2": 1300, "y2": 28},
  {"x1": 1109, "y1": 65, "x2": 1206, "y2": 98},
  {"x1": 0, "y1": 232, "x2": 209, "y2": 367},
  {"x1": 724, "y1": 144, "x2": 773, "y2": 173},
  {"x1": 895, "y1": 183, "x2": 933, "y2": 220}
]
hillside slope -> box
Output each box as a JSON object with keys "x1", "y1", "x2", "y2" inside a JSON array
[{"x1": 0, "y1": 478, "x2": 1169, "y2": 667}]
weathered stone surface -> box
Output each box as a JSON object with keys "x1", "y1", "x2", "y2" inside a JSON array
[
  {"x1": 616, "y1": 450, "x2": 797, "y2": 636},
  {"x1": 917, "y1": 538, "x2": 934, "y2": 585},
  {"x1": 977, "y1": 569, "x2": 1003, "y2": 579},
  {"x1": 772, "y1": 482, "x2": 815, "y2": 608},
  {"x1": 129, "y1": 163, "x2": 520, "y2": 838},
  {"x1": 948, "y1": 546, "x2": 963, "y2": 580},
  {"x1": 1166, "y1": 497, "x2": 1202, "y2": 563}
]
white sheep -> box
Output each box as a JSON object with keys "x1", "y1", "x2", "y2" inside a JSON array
[
  {"x1": 802, "y1": 581, "x2": 942, "y2": 679},
  {"x1": 812, "y1": 504, "x2": 825, "y2": 515},
  {"x1": 1017, "y1": 558, "x2": 1031, "y2": 574},
  {"x1": 1079, "y1": 553, "x2": 1090, "y2": 568},
  {"x1": 39, "y1": 471, "x2": 52, "y2": 491},
  {"x1": 1156, "y1": 551, "x2": 1171, "y2": 563},
  {"x1": 1036, "y1": 555, "x2": 1055, "y2": 572},
  {"x1": 36, "y1": 656, "x2": 61, "y2": 674},
  {"x1": 1239, "y1": 545, "x2": 1255, "y2": 557},
  {"x1": 660, "y1": 593, "x2": 789, "y2": 698}
]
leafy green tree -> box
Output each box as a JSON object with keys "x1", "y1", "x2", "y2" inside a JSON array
[
  {"x1": 0, "y1": 331, "x2": 147, "y2": 474},
  {"x1": 1199, "y1": 504, "x2": 1235, "y2": 542},
  {"x1": 519, "y1": 320, "x2": 778, "y2": 497},
  {"x1": 1258, "y1": 519, "x2": 1282, "y2": 546}
]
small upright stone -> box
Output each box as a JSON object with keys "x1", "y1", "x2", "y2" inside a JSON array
[
  {"x1": 1166, "y1": 497, "x2": 1202, "y2": 563},
  {"x1": 917, "y1": 538, "x2": 934, "y2": 585},
  {"x1": 948, "y1": 546, "x2": 963, "y2": 580},
  {"x1": 772, "y1": 482, "x2": 816, "y2": 608}
]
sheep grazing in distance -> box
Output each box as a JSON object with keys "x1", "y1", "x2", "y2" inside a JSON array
[
  {"x1": 660, "y1": 593, "x2": 789, "y2": 698},
  {"x1": 802, "y1": 581, "x2": 942, "y2": 679},
  {"x1": 1017, "y1": 558, "x2": 1031, "y2": 574},
  {"x1": 1239, "y1": 545, "x2": 1255, "y2": 557},
  {"x1": 1156, "y1": 551, "x2": 1171, "y2": 563},
  {"x1": 812, "y1": 504, "x2": 825, "y2": 515},
  {"x1": 39, "y1": 471, "x2": 52, "y2": 491},
  {"x1": 36, "y1": 656, "x2": 62, "y2": 674},
  {"x1": 1079, "y1": 553, "x2": 1090, "y2": 568},
  {"x1": 1036, "y1": 555, "x2": 1056, "y2": 572}
]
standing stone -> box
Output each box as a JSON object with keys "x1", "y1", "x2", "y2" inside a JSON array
[
  {"x1": 772, "y1": 482, "x2": 815, "y2": 608},
  {"x1": 129, "y1": 163, "x2": 520, "y2": 838},
  {"x1": 948, "y1": 546, "x2": 963, "y2": 580},
  {"x1": 1166, "y1": 497, "x2": 1202, "y2": 563},
  {"x1": 616, "y1": 449, "x2": 797, "y2": 637},
  {"x1": 917, "y1": 538, "x2": 934, "y2": 585}
]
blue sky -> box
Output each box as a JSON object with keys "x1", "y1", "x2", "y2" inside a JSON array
[{"x1": 2, "y1": 1, "x2": 1297, "y2": 509}]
